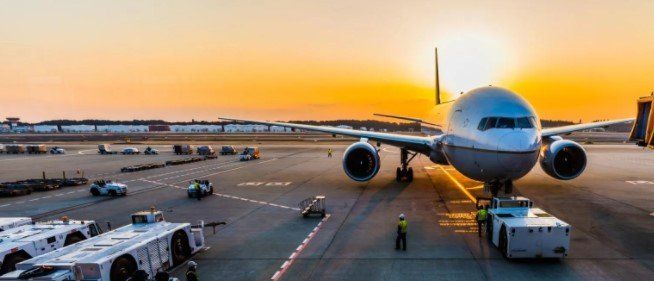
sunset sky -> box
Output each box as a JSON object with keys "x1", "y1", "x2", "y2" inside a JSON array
[{"x1": 1, "y1": 1, "x2": 653, "y2": 123}]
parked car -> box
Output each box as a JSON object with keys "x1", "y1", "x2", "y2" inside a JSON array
[
  {"x1": 49, "y1": 147, "x2": 66, "y2": 154},
  {"x1": 89, "y1": 180, "x2": 127, "y2": 196},
  {"x1": 197, "y1": 145, "x2": 215, "y2": 155},
  {"x1": 220, "y1": 145, "x2": 237, "y2": 155},
  {"x1": 239, "y1": 147, "x2": 260, "y2": 161},
  {"x1": 121, "y1": 147, "x2": 140, "y2": 155},
  {"x1": 143, "y1": 147, "x2": 159, "y2": 155},
  {"x1": 98, "y1": 144, "x2": 117, "y2": 155}
]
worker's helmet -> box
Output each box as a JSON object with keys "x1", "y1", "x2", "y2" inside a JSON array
[
  {"x1": 399, "y1": 214, "x2": 405, "y2": 220},
  {"x1": 188, "y1": 261, "x2": 197, "y2": 268}
]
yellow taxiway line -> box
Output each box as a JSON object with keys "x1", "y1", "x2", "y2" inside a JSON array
[{"x1": 438, "y1": 166, "x2": 478, "y2": 203}]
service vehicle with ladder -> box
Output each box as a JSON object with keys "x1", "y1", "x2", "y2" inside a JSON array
[
  {"x1": 0, "y1": 218, "x2": 31, "y2": 232},
  {"x1": 485, "y1": 196, "x2": 571, "y2": 259},
  {"x1": 0, "y1": 218, "x2": 101, "y2": 275},
  {"x1": 0, "y1": 209, "x2": 205, "y2": 281}
]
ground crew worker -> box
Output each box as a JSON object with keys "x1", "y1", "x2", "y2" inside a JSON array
[
  {"x1": 327, "y1": 148, "x2": 333, "y2": 158},
  {"x1": 155, "y1": 268, "x2": 171, "y2": 281},
  {"x1": 395, "y1": 214, "x2": 408, "y2": 251},
  {"x1": 186, "y1": 261, "x2": 199, "y2": 281},
  {"x1": 476, "y1": 205, "x2": 488, "y2": 237}
]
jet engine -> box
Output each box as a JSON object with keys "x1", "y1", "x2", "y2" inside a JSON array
[
  {"x1": 342, "y1": 142, "x2": 380, "y2": 182},
  {"x1": 539, "y1": 139, "x2": 587, "y2": 180}
]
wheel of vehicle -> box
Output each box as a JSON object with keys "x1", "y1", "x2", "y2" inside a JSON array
[
  {"x1": 210, "y1": 187, "x2": 214, "y2": 194},
  {"x1": 0, "y1": 252, "x2": 31, "y2": 275},
  {"x1": 395, "y1": 167, "x2": 402, "y2": 182},
  {"x1": 109, "y1": 190, "x2": 117, "y2": 196},
  {"x1": 499, "y1": 225, "x2": 508, "y2": 258},
  {"x1": 407, "y1": 167, "x2": 414, "y2": 182},
  {"x1": 170, "y1": 230, "x2": 191, "y2": 266},
  {"x1": 486, "y1": 214, "x2": 494, "y2": 242},
  {"x1": 91, "y1": 188, "x2": 100, "y2": 196},
  {"x1": 64, "y1": 232, "x2": 86, "y2": 246},
  {"x1": 109, "y1": 254, "x2": 137, "y2": 281}
]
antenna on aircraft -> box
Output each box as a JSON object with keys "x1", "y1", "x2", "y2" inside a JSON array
[{"x1": 435, "y1": 47, "x2": 441, "y2": 105}]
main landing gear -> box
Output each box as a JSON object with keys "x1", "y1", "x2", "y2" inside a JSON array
[
  {"x1": 485, "y1": 179, "x2": 514, "y2": 197},
  {"x1": 396, "y1": 149, "x2": 417, "y2": 182}
]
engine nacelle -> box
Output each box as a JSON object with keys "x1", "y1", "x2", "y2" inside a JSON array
[
  {"x1": 539, "y1": 139, "x2": 587, "y2": 180},
  {"x1": 342, "y1": 142, "x2": 380, "y2": 182}
]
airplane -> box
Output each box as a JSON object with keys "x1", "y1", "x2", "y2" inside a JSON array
[{"x1": 220, "y1": 48, "x2": 634, "y2": 196}]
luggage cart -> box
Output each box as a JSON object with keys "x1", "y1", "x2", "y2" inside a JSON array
[{"x1": 299, "y1": 196, "x2": 326, "y2": 218}]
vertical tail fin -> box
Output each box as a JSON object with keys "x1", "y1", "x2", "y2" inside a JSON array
[{"x1": 435, "y1": 47, "x2": 441, "y2": 105}]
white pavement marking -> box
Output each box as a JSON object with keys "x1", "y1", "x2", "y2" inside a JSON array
[
  {"x1": 626, "y1": 180, "x2": 654, "y2": 185},
  {"x1": 0, "y1": 204, "x2": 11, "y2": 207},
  {"x1": 140, "y1": 178, "x2": 300, "y2": 211},
  {"x1": 29, "y1": 198, "x2": 40, "y2": 202},
  {"x1": 271, "y1": 214, "x2": 331, "y2": 281}
]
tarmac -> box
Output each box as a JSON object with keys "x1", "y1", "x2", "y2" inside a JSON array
[{"x1": 0, "y1": 143, "x2": 653, "y2": 280}]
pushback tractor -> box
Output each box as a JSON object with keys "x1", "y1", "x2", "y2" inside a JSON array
[
  {"x1": 484, "y1": 196, "x2": 571, "y2": 259},
  {"x1": 0, "y1": 209, "x2": 205, "y2": 281},
  {"x1": 0, "y1": 218, "x2": 101, "y2": 275},
  {"x1": 0, "y1": 218, "x2": 31, "y2": 232}
]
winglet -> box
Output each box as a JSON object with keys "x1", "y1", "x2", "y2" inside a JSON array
[{"x1": 435, "y1": 47, "x2": 441, "y2": 105}]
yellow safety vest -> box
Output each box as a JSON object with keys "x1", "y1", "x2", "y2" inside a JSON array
[
  {"x1": 477, "y1": 209, "x2": 487, "y2": 222},
  {"x1": 398, "y1": 220, "x2": 408, "y2": 233}
]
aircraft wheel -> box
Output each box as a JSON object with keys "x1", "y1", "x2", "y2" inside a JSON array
[
  {"x1": 395, "y1": 167, "x2": 402, "y2": 182},
  {"x1": 407, "y1": 167, "x2": 414, "y2": 182}
]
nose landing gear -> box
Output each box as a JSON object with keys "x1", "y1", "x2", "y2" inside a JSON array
[
  {"x1": 396, "y1": 149, "x2": 417, "y2": 182},
  {"x1": 485, "y1": 179, "x2": 514, "y2": 197}
]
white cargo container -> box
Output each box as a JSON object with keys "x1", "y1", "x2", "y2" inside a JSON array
[
  {"x1": 1, "y1": 210, "x2": 205, "y2": 281},
  {"x1": 486, "y1": 196, "x2": 571, "y2": 259},
  {"x1": 0, "y1": 218, "x2": 31, "y2": 232},
  {"x1": 0, "y1": 218, "x2": 101, "y2": 275}
]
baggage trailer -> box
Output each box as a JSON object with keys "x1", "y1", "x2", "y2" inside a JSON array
[
  {"x1": 1, "y1": 210, "x2": 205, "y2": 281},
  {"x1": 0, "y1": 218, "x2": 101, "y2": 275},
  {"x1": 4, "y1": 145, "x2": 25, "y2": 154},
  {"x1": 0, "y1": 218, "x2": 31, "y2": 232},
  {"x1": 26, "y1": 145, "x2": 47, "y2": 154},
  {"x1": 486, "y1": 196, "x2": 571, "y2": 259}
]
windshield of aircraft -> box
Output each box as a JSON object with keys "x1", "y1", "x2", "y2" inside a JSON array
[{"x1": 477, "y1": 116, "x2": 537, "y2": 131}]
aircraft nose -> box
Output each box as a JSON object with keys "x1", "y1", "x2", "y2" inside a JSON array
[{"x1": 497, "y1": 130, "x2": 539, "y2": 152}]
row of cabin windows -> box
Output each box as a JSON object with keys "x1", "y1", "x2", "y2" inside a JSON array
[{"x1": 477, "y1": 117, "x2": 537, "y2": 131}]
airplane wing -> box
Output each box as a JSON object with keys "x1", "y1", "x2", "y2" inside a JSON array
[
  {"x1": 219, "y1": 117, "x2": 436, "y2": 153},
  {"x1": 541, "y1": 118, "x2": 634, "y2": 137},
  {"x1": 373, "y1": 113, "x2": 440, "y2": 127}
]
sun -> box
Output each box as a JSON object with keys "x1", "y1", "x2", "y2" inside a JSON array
[{"x1": 437, "y1": 32, "x2": 511, "y2": 98}]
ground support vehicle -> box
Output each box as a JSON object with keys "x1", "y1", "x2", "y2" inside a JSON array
[
  {"x1": 0, "y1": 145, "x2": 4, "y2": 154},
  {"x1": 89, "y1": 180, "x2": 128, "y2": 196},
  {"x1": 143, "y1": 147, "x2": 159, "y2": 155},
  {"x1": 48, "y1": 147, "x2": 65, "y2": 154},
  {"x1": 121, "y1": 163, "x2": 165, "y2": 173},
  {"x1": 26, "y1": 145, "x2": 47, "y2": 154},
  {"x1": 0, "y1": 218, "x2": 101, "y2": 275},
  {"x1": 187, "y1": 180, "x2": 213, "y2": 199},
  {"x1": 1, "y1": 210, "x2": 205, "y2": 281},
  {"x1": 4, "y1": 145, "x2": 25, "y2": 154},
  {"x1": 121, "y1": 147, "x2": 140, "y2": 155},
  {"x1": 173, "y1": 144, "x2": 194, "y2": 155},
  {"x1": 97, "y1": 144, "x2": 118, "y2": 155},
  {"x1": 0, "y1": 218, "x2": 31, "y2": 232},
  {"x1": 299, "y1": 196, "x2": 326, "y2": 218},
  {"x1": 485, "y1": 196, "x2": 571, "y2": 259},
  {"x1": 196, "y1": 145, "x2": 215, "y2": 156},
  {"x1": 220, "y1": 145, "x2": 237, "y2": 155},
  {"x1": 239, "y1": 147, "x2": 260, "y2": 161}
]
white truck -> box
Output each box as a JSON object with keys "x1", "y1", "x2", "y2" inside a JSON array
[
  {"x1": 1, "y1": 210, "x2": 205, "y2": 281},
  {"x1": 89, "y1": 180, "x2": 128, "y2": 196},
  {"x1": 0, "y1": 218, "x2": 101, "y2": 275},
  {"x1": 0, "y1": 218, "x2": 31, "y2": 232},
  {"x1": 485, "y1": 196, "x2": 571, "y2": 259}
]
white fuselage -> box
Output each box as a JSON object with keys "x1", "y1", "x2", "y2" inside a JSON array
[{"x1": 438, "y1": 87, "x2": 542, "y2": 182}]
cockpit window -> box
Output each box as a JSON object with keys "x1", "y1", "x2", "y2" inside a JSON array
[
  {"x1": 478, "y1": 116, "x2": 536, "y2": 131},
  {"x1": 496, "y1": 118, "x2": 515, "y2": 129},
  {"x1": 516, "y1": 117, "x2": 534, "y2": 128}
]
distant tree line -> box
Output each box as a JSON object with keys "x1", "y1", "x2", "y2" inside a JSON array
[{"x1": 3, "y1": 118, "x2": 632, "y2": 132}]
